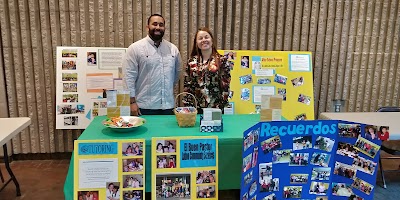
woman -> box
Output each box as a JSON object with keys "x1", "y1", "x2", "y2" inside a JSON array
[{"x1": 183, "y1": 27, "x2": 231, "y2": 113}]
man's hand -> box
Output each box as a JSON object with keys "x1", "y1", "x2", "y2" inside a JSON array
[{"x1": 130, "y1": 103, "x2": 141, "y2": 116}]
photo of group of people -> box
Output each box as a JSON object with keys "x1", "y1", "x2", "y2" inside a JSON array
[
  {"x1": 290, "y1": 174, "x2": 308, "y2": 184},
  {"x1": 310, "y1": 152, "x2": 330, "y2": 167},
  {"x1": 259, "y1": 163, "x2": 278, "y2": 192},
  {"x1": 243, "y1": 170, "x2": 253, "y2": 186},
  {"x1": 155, "y1": 173, "x2": 190, "y2": 199},
  {"x1": 314, "y1": 136, "x2": 335, "y2": 152},
  {"x1": 354, "y1": 137, "x2": 380, "y2": 158},
  {"x1": 196, "y1": 170, "x2": 216, "y2": 184},
  {"x1": 106, "y1": 182, "x2": 121, "y2": 200},
  {"x1": 274, "y1": 74, "x2": 287, "y2": 85},
  {"x1": 283, "y1": 186, "x2": 302, "y2": 198},
  {"x1": 294, "y1": 113, "x2": 307, "y2": 121},
  {"x1": 122, "y1": 142, "x2": 143, "y2": 156},
  {"x1": 62, "y1": 49, "x2": 78, "y2": 57},
  {"x1": 155, "y1": 140, "x2": 176, "y2": 154},
  {"x1": 63, "y1": 94, "x2": 78, "y2": 102},
  {"x1": 272, "y1": 149, "x2": 291, "y2": 164},
  {"x1": 156, "y1": 155, "x2": 176, "y2": 169},
  {"x1": 77, "y1": 191, "x2": 98, "y2": 200},
  {"x1": 123, "y1": 175, "x2": 143, "y2": 189},
  {"x1": 291, "y1": 76, "x2": 304, "y2": 87},
  {"x1": 334, "y1": 162, "x2": 357, "y2": 179},
  {"x1": 62, "y1": 60, "x2": 76, "y2": 70},
  {"x1": 261, "y1": 136, "x2": 282, "y2": 154},
  {"x1": 297, "y1": 94, "x2": 311, "y2": 105},
  {"x1": 87, "y1": 52, "x2": 97, "y2": 65},
  {"x1": 197, "y1": 185, "x2": 216, "y2": 198},
  {"x1": 289, "y1": 153, "x2": 309, "y2": 166},
  {"x1": 309, "y1": 181, "x2": 329, "y2": 195},
  {"x1": 292, "y1": 136, "x2": 312, "y2": 150},
  {"x1": 337, "y1": 142, "x2": 359, "y2": 158},
  {"x1": 352, "y1": 177, "x2": 374, "y2": 195},
  {"x1": 277, "y1": 88, "x2": 286, "y2": 101},
  {"x1": 352, "y1": 156, "x2": 377, "y2": 175},
  {"x1": 63, "y1": 83, "x2": 78, "y2": 92},
  {"x1": 239, "y1": 74, "x2": 252, "y2": 85},
  {"x1": 122, "y1": 158, "x2": 144, "y2": 172},
  {"x1": 243, "y1": 129, "x2": 259, "y2": 152},
  {"x1": 123, "y1": 190, "x2": 143, "y2": 200},
  {"x1": 64, "y1": 116, "x2": 78, "y2": 126},
  {"x1": 311, "y1": 167, "x2": 331, "y2": 181},
  {"x1": 58, "y1": 104, "x2": 85, "y2": 115},
  {"x1": 62, "y1": 73, "x2": 78, "y2": 81},
  {"x1": 338, "y1": 123, "x2": 361, "y2": 138},
  {"x1": 332, "y1": 182, "x2": 353, "y2": 197}
]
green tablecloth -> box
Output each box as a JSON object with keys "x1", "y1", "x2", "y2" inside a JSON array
[{"x1": 63, "y1": 114, "x2": 259, "y2": 200}]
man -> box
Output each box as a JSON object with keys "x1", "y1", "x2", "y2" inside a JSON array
[{"x1": 123, "y1": 14, "x2": 182, "y2": 116}]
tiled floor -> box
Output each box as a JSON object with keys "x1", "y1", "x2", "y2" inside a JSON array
[{"x1": 0, "y1": 154, "x2": 399, "y2": 200}]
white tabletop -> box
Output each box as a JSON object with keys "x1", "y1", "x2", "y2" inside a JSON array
[
  {"x1": 0, "y1": 117, "x2": 31, "y2": 147},
  {"x1": 319, "y1": 112, "x2": 400, "y2": 140}
]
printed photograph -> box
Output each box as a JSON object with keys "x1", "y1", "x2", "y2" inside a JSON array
[
  {"x1": 87, "y1": 52, "x2": 97, "y2": 65},
  {"x1": 255, "y1": 105, "x2": 261, "y2": 114},
  {"x1": 314, "y1": 136, "x2": 335, "y2": 152},
  {"x1": 105, "y1": 182, "x2": 121, "y2": 200},
  {"x1": 334, "y1": 161, "x2": 357, "y2": 179},
  {"x1": 290, "y1": 174, "x2": 308, "y2": 184},
  {"x1": 156, "y1": 155, "x2": 176, "y2": 169},
  {"x1": 297, "y1": 94, "x2": 311, "y2": 105},
  {"x1": 63, "y1": 116, "x2": 78, "y2": 126},
  {"x1": 155, "y1": 140, "x2": 176, "y2": 154},
  {"x1": 77, "y1": 191, "x2": 98, "y2": 200},
  {"x1": 289, "y1": 153, "x2": 309, "y2": 166},
  {"x1": 63, "y1": 83, "x2": 77, "y2": 92},
  {"x1": 242, "y1": 153, "x2": 252, "y2": 173},
  {"x1": 242, "y1": 192, "x2": 248, "y2": 200},
  {"x1": 292, "y1": 136, "x2": 312, "y2": 150},
  {"x1": 196, "y1": 170, "x2": 216, "y2": 184},
  {"x1": 260, "y1": 178, "x2": 279, "y2": 193},
  {"x1": 241, "y1": 56, "x2": 250, "y2": 68},
  {"x1": 155, "y1": 173, "x2": 190, "y2": 199},
  {"x1": 248, "y1": 181, "x2": 257, "y2": 197},
  {"x1": 252, "y1": 147, "x2": 258, "y2": 167},
  {"x1": 309, "y1": 181, "x2": 329, "y2": 195},
  {"x1": 348, "y1": 194, "x2": 365, "y2": 200},
  {"x1": 197, "y1": 185, "x2": 216, "y2": 198},
  {"x1": 92, "y1": 109, "x2": 99, "y2": 117},
  {"x1": 258, "y1": 162, "x2": 272, "y2": 184},
  {"x1": 262, "y1": 193, "x2": 276, "y2": 200},
  {"x1": 62, "y1": 73, "x2": 78, "y2": 81},
  {"x1": 277, "y1": 88, "x2": 286, "y2": 101},
  {"x1": 122, "y1": 158, "x2": 144, "y2": 172},
  {"x1": 294, "y1": 113, "x2": 307, "y2": 121},
  {"x1": 57, "y1": 105, "x2": 85, "y2": 115},
  {"x1": 364, "y1": 125, "x2": 378, "y2": 140},
  {"x1": 377, "y1": 126, "x2": 390, "y2": 141},
  {"x1": 283, "y1": 186, "x2": 302, "y2": 198},
  {"x1": 311, "y1": 167, "x2": 331, "y2": 181},
  {"x1": 261, "y1": 135, "x2": 282, "y2": 154},
  {"x1": 352, "y1": 155, "x2": 377, "y2": 175},
  {"x1": 257, "y1": 78, "x2": 271, "y2": 84},
  {"x1": 272, "y1": 149, "x2": 292, "y2": 164},
  {"x1": 352, "y1": 177, "x2": 374, "y2": 195},
  {"x1": 123, "y1": 174, "x2": 143, "y2": 189},
  {"x1": 123, "y1": 190, "x2": 143, "y2": 200},
  {"x1": 228, "y1": 91, "x2": 234, "y2": 99},
  {"x1": 291, "y1": 76, "x2": 304, "y2": 87},
  {"x1": 62, "y1": 49, "x2": 77, "y2": 57},
  {"x1": 122, "y1": 142, "x2": 143, "y2": 156},
  {"x1": 338, "y1": 123, "x2": 361, "y2": 138},
  {"x1": 332, "y1": 182, "x2": 353, "y2": 197},
  {"x1": 62, "y1": 60, "x2": 76, "y2": 70},
  {"x1": 354, "y1": 137, "x2": 380, "y2": 158},
  {"x1": 253, "y1": 61, "x2": 261, "y2": 70},
  {"x1": 243, "y1": 130, "x2": 255, "y2": 152},
  {"x1": 224, "y1": 51, "x2": 236, "y2": 60},
  {"x1": 336, "y1": 142, "x2": 359, "y2": 158},
  {"x1": 243, "y1": 170, "x2": 253, "y2": 186},
  {"x1": 241, "y1": 88, "x2": 250, "y2": 101},
  {"x1": 239, "y1": 74, "x2": 253, "y2": 85},
  {"x1": 274, "y1": 74, "x2": 287, "y2": 85},
  {"x1": 310, "y1": 152, "x2": 331, "y2": 167},
  {"x1": 62, "y1": 94, "x2": 78, "y2": 103}
]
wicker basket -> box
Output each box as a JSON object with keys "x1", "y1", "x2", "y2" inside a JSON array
[{"x1": 174, "y1": 92, "x2": 198, "y2": 127}]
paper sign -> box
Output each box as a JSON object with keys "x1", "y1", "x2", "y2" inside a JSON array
[
  {"x1": 253, "y1": 86, "x2": 275, "y2": 103},
  {"x1": 290, "y1": 54, "x2": 311, "y2": 71}
]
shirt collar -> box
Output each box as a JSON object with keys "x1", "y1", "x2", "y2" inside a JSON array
[{"x1": 146, "y1": 35, "x2": 162, "y2": 47}]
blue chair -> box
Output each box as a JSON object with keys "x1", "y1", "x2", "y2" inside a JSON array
[{"x1": 376, "y1": 106, "x2": 400, "y2": 188}]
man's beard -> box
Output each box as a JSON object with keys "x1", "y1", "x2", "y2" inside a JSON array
[{"x1": 149, "y1": 29, "x2": 164, "y2": 41}]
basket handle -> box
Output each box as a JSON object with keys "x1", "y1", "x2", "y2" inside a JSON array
[{"x1": 175, "y1": 92, "x2": 198, "y2": 108}]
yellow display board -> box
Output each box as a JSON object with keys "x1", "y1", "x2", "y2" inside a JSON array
[
  {"x1": 74, "y1": 139, "x2": 145, "y2": 200},
  {"x1": 219, "y1": 50, "x2": 314, "y2": 120},
  {"x1": 151, "y1": 136, "x2": 218, "y2": 199}
]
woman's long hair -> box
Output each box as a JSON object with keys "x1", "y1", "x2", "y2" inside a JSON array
[{"x1": 190, "y1": 27, "x2": 221, "y2": 59}]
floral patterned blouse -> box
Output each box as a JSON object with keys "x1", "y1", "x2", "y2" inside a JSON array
[{"x1": 183, "y1": 54, "x2": 231, "y2": 110}]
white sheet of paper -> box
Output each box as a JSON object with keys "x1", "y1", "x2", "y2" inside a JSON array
[
  {"x1": 255, "y1": 69, "x2": 274, "y2": 76},
  {"x1": 290, "y1": 54, "x2": 310, "y2": 71},
  {"x1": 78, "y1": 158, "x2": 118, "y2": 189},
  {"x1": 253, "y1": 86, "x2": 275, "y2": 103},
  {"x1": 272, "y1": 109, "x2": 282, "y2": 121},
  {"x1": 98, "y1": 49, "x2": 126, "y2": 70},
  {"x1": 113, "y1": 79, "x2": 124, "y2": 90},
  {"x1": 86, "y1": 74, "x2": 114, "y2": 91}
]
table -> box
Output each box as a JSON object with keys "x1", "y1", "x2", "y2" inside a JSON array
[
  {"x1": 319, "y1": 112, "x2": 400, "y2": 139},
  {"x1": 63, "y1": 114, "x2": 259, "y2": 199},
  {"x1": 0, "y1": 117, "x2": 31, "y2": 197}
]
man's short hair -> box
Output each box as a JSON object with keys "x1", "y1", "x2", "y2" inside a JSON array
[{"x1": 147, "y1": 14, "x2": 165, "y2": 25}]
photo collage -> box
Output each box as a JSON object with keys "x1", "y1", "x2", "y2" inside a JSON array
[
  {"x1": 222, "y1": 51, "x2": 313, "y2": 119},
  {"x1": 240, "y1": 121, "x2": 383, "y2": 200},
  {"x1": 75, "y1": 140, "x2": 145, "y2": 200},
  {"x1": 152, "y1": 137, "x2": 218, "y2": 200}
]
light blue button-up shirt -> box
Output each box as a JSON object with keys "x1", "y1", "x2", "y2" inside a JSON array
[{"x1": 123, "y1": 36, "x2": 182, "y2": 109}]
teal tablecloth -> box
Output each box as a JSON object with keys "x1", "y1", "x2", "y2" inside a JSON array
[{"x1": 63, "y1": 114, "x2": 259, "y2": 200}]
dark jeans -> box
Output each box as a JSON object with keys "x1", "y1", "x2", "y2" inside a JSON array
[{"x1": 140, "y1": 108, "x2": 174, "y2": 115}]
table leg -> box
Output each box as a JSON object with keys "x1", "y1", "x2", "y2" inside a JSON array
[{"x1": 2, "y1": 144, "x2": 21, "y2": 196}]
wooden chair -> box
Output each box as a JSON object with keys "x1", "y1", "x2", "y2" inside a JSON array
[{"x1": 376, "y1": 106, "x2": 400, "y2": 188}]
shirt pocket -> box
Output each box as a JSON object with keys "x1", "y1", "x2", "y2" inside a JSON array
[{"x1": 162, "y1": 54, "x2": 176, "y2": 74}]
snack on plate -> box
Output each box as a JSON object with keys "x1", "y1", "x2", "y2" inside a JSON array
[{"x1": 103, "y1": 116, "x2": 143, "y2": 128}]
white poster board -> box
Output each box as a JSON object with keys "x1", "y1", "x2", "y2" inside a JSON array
[{"x1": 56, "y1": 47, "x2": 127, "y2": 129}]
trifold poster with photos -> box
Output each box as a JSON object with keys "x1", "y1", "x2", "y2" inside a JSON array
[
  {"x1": 56, "y1": 47, "x2": 126, "y2": 129},
  {"x1": 74, "y1": 139, "x2": 145, "y2": 200},
  {"x1": 241, "y1": 120, "x2": 385, "y2": 200},
  {"x1": 152, "y1": 136, "x2": 218, "y2": 200},
  {"x1": 217, "y1": 50, "x2": 314, "y2": 120}
]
